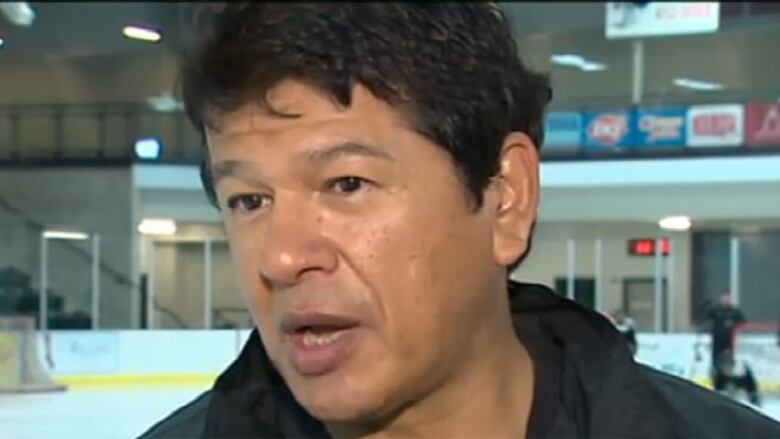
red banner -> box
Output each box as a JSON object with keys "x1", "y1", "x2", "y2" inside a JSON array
[{"x1": 746, "y1": 103, "x2": 780, "y2": 147}]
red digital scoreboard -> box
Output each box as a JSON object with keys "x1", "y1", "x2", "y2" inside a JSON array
[{"x1": 628, "y1": 238, "x2": 671, "y2": 256}]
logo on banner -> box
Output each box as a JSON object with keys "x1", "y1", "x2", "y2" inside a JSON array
[
  {"x1": 746, "y1": 103, "x2": 780, "y2": 147},
  {"x1": 640, "y1": 115, "x2": 684, "y2": 142},
  {"x1": 756, "y1": 106, "x2": 780, "y2": 138},
  {"x1": 693, "y1": 114, "x2": 737, "y2": 136},
  {"x1": 588, "y1": 114, "x2": 628, "y2": 146},
  {"x1": 686, "y1": 104, "x2": 744, "y2": 147},
  {"x1": 52, "y1": 332, "x2": 119, "y2": 374}
]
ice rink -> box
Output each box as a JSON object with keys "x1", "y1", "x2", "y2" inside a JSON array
[
  {"x1": 1, "y1": 387, "x2": 779, "y2": 438},
  {"x1": 1, "y1": 387, "x2": 206, "y2": 439}
]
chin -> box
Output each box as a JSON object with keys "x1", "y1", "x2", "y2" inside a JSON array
[
  {"x1": 304, "y1": 398, "x2": 373, "y2": 423},
  {"x1": 291, "y1": 372, "x2": 394, "y2": 424}
]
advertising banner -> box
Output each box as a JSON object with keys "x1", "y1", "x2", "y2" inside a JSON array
[
  {"x1": 50, "y1": 332, "x2": 120, "y2": 374},
  {"x1": 606, "y1": 2, "x2": 720, "y2": 39},
  {"x1": 745, "y1": 102, "x2": 780, "y2": 147},
  {"x1": 635, "y1": 107, "x2": 687, "y2": 148},
  {"x1": 686, "y1": 104, "x2": 744, "y2": 148},
  {"x1": 543, "y1": 111, "x2": 582, "y2": 151}
]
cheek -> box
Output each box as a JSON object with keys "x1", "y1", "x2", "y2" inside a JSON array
[
  {"x1": 402, "y1": 224, "x2": 495, "y2": 375},
  {"x1": 226, "y1": 227, "x2": 273, "y2": 323},
  {"x1": 351, "y1": 204, "x2": 495, "y2": 360}
]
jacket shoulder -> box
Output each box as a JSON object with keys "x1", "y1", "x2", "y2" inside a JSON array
[
  {"x1": 640, "y1": 365, "x2": 780, "y2": 437},
  {"x1": 136, "y1": 390, "x2": 212, "y2": 439}
]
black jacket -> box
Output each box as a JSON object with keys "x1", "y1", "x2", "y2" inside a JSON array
[{"x1": 140, "y1": 282, "x2": 780, "y2": 438}]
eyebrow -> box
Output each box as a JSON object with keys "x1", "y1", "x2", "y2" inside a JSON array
[
  {"x1": 298, "y1": 141, "x2": 395, "y2": 164},
  {"x1": 210, "y1": 161, "x2": 253, "y2": 187},
  {"x1": 210, "y1": 142, "x2": 395, "y2": 186}
]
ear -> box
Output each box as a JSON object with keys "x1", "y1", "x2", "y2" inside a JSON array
[{"x1": 491, "y1": 132, "x2": 540, "y2": 267}]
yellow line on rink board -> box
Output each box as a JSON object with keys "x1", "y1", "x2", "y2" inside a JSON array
[
  {"x1": 54, "y1": 373, "x2": 219, "y2": 389},
  {"x1": 53, "y1": 374, "x2": 780, "y2": 393}
]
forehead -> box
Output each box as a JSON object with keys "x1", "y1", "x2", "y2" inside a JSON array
[{"x1": 206, "y1": 80, "x2": 412, "y2": 147}]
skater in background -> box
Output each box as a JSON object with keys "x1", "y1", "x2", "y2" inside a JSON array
[
  {"x1": 713, "y1": 349, "x2": 761, "y2": 407},
  {"x1": 704, "y1": 292, "x2": 746, "y2": 384},
  {"x1": 701, "y1": 292, "x2": 762, "y2": 406}
]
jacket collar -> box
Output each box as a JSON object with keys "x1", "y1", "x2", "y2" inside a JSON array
[
  {"x1": 204, "y1": 281, "x2": 673, "y2": 438},
  {"x1": 508, "y1": 283, "x2": 677, "y2": 438}
]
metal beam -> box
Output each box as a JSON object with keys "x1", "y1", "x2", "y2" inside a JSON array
[
  {"x1": 91, "y1": 234, "x2": 101, "y2": 329},
  {"x1": 730, "y1": 236, "x2": 741, "y2": 305},
  {"x1": 566, "y1": 239, "x2": 576, "y2": 300}
]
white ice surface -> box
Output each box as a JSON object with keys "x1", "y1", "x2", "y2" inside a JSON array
[
  {"x1": 1, "y1": 388, "x2": 779, "y2": 438},
  {"x1": 0, "y1": 387, "x2": 206, "y2": 439}
]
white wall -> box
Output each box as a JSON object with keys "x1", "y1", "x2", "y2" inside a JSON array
[
  {"x1": 133, "y1": 157, "x2": 780, "y2": 223},
  {"x1": 513, "y1": 222, "x2": 693, "y2": 330},
  {"x1": 143, "y1": 223, "x2": 247, "y2": 329},
  {"x1": 539, "y1": 156, "x2": 780, "y2": 222}
]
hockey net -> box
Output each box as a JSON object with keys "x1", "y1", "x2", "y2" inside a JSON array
[
  {"x1": 0, "y1": 316, "x2": 66, "y2": 393},
  {"x1": 733, "y1": 322, "x2": 780, "y2": 396}
]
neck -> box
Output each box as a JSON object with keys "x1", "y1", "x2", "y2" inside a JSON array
[{"x1": 329, "y1": 286, "x2": 534, "y2": 439}]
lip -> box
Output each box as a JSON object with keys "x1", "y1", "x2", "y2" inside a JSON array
[
  {"x1": 286, "y1": 327, "x2": 362, "y2": 376},
  {"x1": 280, "y1": 311, "x2": 361, "y2": 335}
]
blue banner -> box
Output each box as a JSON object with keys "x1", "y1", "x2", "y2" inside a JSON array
[
  {"x1": 543, "y1": 112, "x2": 582, "y2": 150},
  {"x1": 635, "y1": 107, "x2": 687, "y2": 148},
  {"x1": 583, "y1": 110, "x2": 634, "y2": 150}
]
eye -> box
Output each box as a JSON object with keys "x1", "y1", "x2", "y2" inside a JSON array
[
  {"x1": 226, "y1": 194, "x2": 272, "y2": 214},
  {"x1": 329, "y1": 176, "x2": 373, "y2": 194}
]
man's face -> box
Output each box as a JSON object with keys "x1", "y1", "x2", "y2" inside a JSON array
[
  {"x1": 206, "y1": 80, "x2": 533, "y2": 422},
  {"x1": 720, "y1": 293, "x2": 733, "y2": 307}
]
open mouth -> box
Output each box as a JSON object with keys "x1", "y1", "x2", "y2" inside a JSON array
[
  {"x1": 280, "y1": 312, "x2": 363, "y2": 375},
  {"x1": 296, "y1": 326, "x2": 350, "y2": 347}
]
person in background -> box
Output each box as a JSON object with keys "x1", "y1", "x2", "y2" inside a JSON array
[
  {"x1": 702, "y1": 292, "x2": 764, "y2": 407},
  {"x1": 713, "y1": 349, "x2": 762, "y2": 407},
  {"x1": 704, "y1": 292, "x2": 746, "y2": 390}
]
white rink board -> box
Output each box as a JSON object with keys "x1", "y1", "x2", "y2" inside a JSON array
[{"x1": 636, "y1": 333, "x2": 780, "y2": 392}]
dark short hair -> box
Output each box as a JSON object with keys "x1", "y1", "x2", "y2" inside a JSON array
[{"x1": 181, "y1": 2, "x2": 552, "y2": 211}]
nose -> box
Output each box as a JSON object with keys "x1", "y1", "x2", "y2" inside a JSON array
[{"x1": 257, "y1": 195, "x2": 339, "y2": 289}]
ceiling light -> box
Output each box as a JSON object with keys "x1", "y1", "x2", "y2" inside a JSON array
[
  {"x1": 146, "y1": 94, "x2": 183, "y2": 113},
  {"x1": 673, "y1": 78, "x2": 724, "y2": 92},
  {"x1": 550, "y1": 54, "x2": 586, "y2": 67},
  {"x1": 43, "y1": 230, "x2": 89, "y2": 240},
  {"x1": 138, "y1": 219, "x2": 177, "y2": 236},
  {"x1": 581, "y1": 62, "x2": 608, "y2": 72},
  {"x1": 659, "y1": 216, "x2": 692, "y2": 231},
  {"x1": 0, "y1": 2, "x2": 35, "y2": 27},
  {"x1": 122, "y1": 25, "x2": 162, "y2": 43},
  {"x1": 0, "y1": 36, "x2": 4, "y2": 48},
  {"x1": 550, "y1": 54, "x2": 608, "y2": 72},
  {"x1": 134, "y1": 137, "x2": 163, "y2": 160}
]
